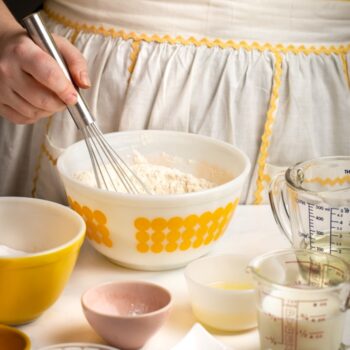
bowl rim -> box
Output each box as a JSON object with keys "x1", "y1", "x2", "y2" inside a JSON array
[
  {"x1": 246, "y1": 248, "x2": 350, "y2": 293},
  {"x1": 81, "y1": 279, "x2": 173, "y2": 319},
  {"x1": 184, "y1": 253, "x2": 255, "y2": 295},
  {"x1": 37, "y1": 343, "x2": 118, "y2": 350},
  {"x1": 57, "y1": 130, "x2": 251, "y2": 201},
  {"x1": 0, "y1": 324, "x2": 31, "y2": 350},
  {"x1": 0, "y1": 197, "x2": 86, "y2": 260}
]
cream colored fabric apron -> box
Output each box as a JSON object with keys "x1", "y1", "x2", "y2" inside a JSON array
[{"x1": 0, "y1": 0, "x2": 349, "y2": 204}]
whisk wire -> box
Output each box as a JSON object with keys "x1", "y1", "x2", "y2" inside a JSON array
[
  {"x1": 82, "y1": 128, "x2": 103, "y2": 189},
  {"x1": 86, "y1": 128, "x2": 118, "y2": 191},
  {"x1": 90, "y1": 125, "x2": 134, "y2": 192},
  {"x1": 87, "y1": 124, "x2": 150, "y2": 194},
  {"x1": 88, "y1": 124, "x2": 129, "y2": 192}
]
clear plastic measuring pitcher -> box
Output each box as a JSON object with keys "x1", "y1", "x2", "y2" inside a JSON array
[
  {"x1": 247, "y1": 249, "x2": 350, "y2": 350},
  {"x1": 269, "y1": 156, "x2": 350, "y2": 264}
]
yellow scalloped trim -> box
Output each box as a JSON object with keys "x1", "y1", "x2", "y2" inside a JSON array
[
  {"x1": 44, "y1": 6, "x2": 350, "y2": 55},
  {"x1": 69, "y1": 29, "x2": 80, "y2": 45},
  {"x1": 41, "y1": 143, "x2": 57, "y2": 166},
  {"x1": 253, "y1": 52, "x2": 283, "y2": 204},
  {"x1": 31, "y1": 116, "x2": 53, "y2": 197},
  {"x1": 340, "y1": 53, "x2": 350, "y2": 89},
  {"x1": 128, "y1": 40, "x2": 141, "y2": 77},
  {"x1": 304, "y1": 175, "x2": 350, "y2": 186},
  {"x1": 31, "y1": 146, "x2": 44, "y2": 198}
]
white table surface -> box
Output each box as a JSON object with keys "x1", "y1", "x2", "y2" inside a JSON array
[{"x1": 20, "y1": 205, "x2": 350, "y2": 350}]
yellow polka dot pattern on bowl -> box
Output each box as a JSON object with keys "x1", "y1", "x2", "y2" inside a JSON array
[
  {"x1": 67, "y1": 196, "x2": 113, "y2": 248},
  {"x1": 135, "y1": 199, "x2": 239, "y2": 253}
]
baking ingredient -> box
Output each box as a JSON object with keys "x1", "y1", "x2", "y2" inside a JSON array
[
  {"x1": 209, "y1": 281, "x2": 254, "y2": 290},
  {"x1": 192, "y1": 281, "x2": 256, "y2": 331},
  {"x1": 0, "y1": 245, "x2": 28, "y2": 257},
  {"x1": 74, "y1": 152, "x2": 218, "y2": 194},
  {"x1": 258, "y1": 292, "x2": 345, "y2": 350},
  {"x1": 192, "y1": 304, "x2": 257, "y2": 332},
  {"x1": 302, "y1": 232, "x2": 350, "y2": 264}
]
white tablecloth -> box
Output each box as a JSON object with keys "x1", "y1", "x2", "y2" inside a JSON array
[{"x1": 20, "y1": 205, "x2": 350, "y2": 350}]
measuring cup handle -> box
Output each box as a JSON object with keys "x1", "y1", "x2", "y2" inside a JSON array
[
  {"x1": 268, "y1": 172, "x2": 293, "y2": 244},
  {"x1": 340, "y1": 294, "x2": 350, "y2": 349}
]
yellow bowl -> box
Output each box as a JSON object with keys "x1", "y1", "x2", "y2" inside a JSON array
[
  {"x1": 57, "y1": 130, "x2": 250, "y2": 270},
  {"x1": 0, "y1": 325, "x2": 31, "y2": 350},
  {"x1": 0, "y1": 197, "x2": 85, "y2": 325}
]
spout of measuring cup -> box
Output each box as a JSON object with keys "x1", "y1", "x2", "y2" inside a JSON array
[
  {"x1": 245, "y1": 265, "x2": 254, "y2": 278},
  {"x1": 246, "y1": 250, "x2": 290, "y2": 287},
  {"x1": 246, "y1": 256, "x2": 259, "y2": 281},
  {"x1": 246, "y1": 255, "x2": 266, "y2": 286}
]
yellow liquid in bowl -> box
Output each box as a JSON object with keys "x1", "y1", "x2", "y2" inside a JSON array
[
  {"x1": 192, "y1": 281, "x2": 257, "y2": 331},
  {"x1": 209, "y1": 281, "x2": 254, "y2": 290}
]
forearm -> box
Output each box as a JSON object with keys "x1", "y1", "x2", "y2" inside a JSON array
[{"x1": 0, "y1": 1, "x2": 23, "y2": 37}]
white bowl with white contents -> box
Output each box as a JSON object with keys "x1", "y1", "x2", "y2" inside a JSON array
[{"x1": 57, "y1": 130, "x2": 250, "y2": 270}]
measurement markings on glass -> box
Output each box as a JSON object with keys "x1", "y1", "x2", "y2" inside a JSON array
[
  {"x1": 308, "y1": 204, "x2": 315, "y2": 250},
  {"x1": 330, "y1": 208, "x2": 338, "y2": 254},
  {"x1": 330, "y1": 207, "x2": 346, "y2": 254},
  {"x1": 282, "y1": 299, "x2": 298, "y2": 350},
  {"x1": 297, "y1": 199, "x2": 350, "y2": 262}
]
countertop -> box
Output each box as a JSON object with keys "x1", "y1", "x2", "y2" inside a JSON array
[{"x1": 20, "y1": 205, "x2": 350, "y2": 349}]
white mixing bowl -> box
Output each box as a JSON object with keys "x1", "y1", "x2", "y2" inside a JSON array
[{"x1": 57, "y1": 130, "x2": 250, "y2": 270}]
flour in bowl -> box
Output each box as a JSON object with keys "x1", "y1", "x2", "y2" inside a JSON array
[
  {"x1": 73, "y1": 153, "x2": 218, "y2": 194},
  {"x1": 0, "y1": 245, "x2": 29, "y2": 257}
]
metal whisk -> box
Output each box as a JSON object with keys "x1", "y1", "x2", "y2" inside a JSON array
[{"x1": 23, "y1": 13, "x2": 150, "y2": 194}]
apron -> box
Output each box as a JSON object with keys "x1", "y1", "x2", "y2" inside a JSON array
[{"x1": 0, "y1": 0, "x2": 349, "y2": 204}]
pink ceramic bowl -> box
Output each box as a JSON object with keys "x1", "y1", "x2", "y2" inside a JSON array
[{"x1": 81, "y1": 281, "x2": 172, "y2": 350}]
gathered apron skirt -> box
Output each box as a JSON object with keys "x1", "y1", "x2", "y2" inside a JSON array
[{"x1": 0, "y1": 0, "x2": 349, "y2": 204}]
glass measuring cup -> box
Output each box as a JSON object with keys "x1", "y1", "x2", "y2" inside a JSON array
[
  {"x1": 269, "y1": 156, "x2": 350, "y2": 264},
  {"x1": 247, "y1": 249, "x2": 350, "y2": 350}
]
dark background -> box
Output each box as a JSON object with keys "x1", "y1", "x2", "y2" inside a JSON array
[{"x1": 4, "y1": 0, "x2": 43, "y2": 21}]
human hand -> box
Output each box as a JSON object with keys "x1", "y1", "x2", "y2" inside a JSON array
[{"x1": 0, "y1": 28, "x2": 90, "y2": 124}]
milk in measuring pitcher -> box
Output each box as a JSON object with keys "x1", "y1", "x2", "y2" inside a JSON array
[{"x1": 258, "y1": 292, "x2": 345, "y2": 350}]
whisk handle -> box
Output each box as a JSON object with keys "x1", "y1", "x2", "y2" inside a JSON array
[{"x1": 22, "y1": 12, "x2": 95, "y2": 129}]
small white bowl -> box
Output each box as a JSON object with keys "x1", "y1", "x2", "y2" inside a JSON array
[{"x1": 184, "y1": 254, "x2": 257, "y2": 332}]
